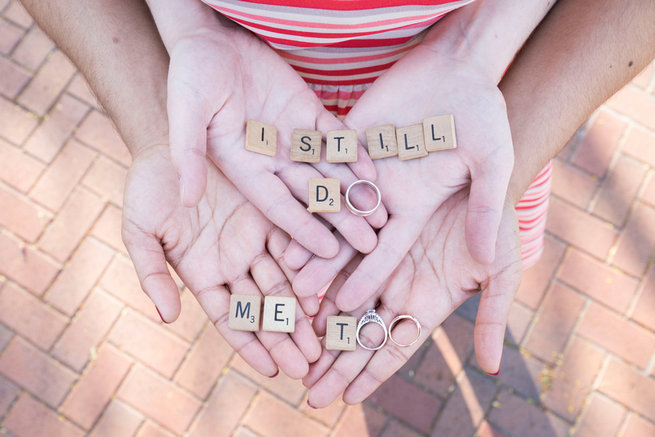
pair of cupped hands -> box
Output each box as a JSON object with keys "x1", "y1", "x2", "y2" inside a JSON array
[{"x1": 122, "y1": 17, "x2": 522, "y2": 407}]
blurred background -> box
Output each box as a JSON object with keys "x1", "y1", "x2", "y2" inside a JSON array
[{"x1": 0, "y1": 1, "x2": 654, "y2": 435}]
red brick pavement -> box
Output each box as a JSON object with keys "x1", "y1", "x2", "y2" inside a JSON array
[{"x1": 0, "y1": 2, "x2": 655, "y2": 435}]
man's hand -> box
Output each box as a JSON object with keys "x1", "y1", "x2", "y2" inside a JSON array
[
  {"x1": 122, "y1": 145, "x2": 321, "y2": 379},
  {"x1": 302, "y1": 189, "x2": 522, "y2": 407},
  {"x1": 289, "y1": 43, "x2": 514, "y2": 311},
  {"x1": 159, "y1": 8, "x2": 386, "y2": 258}
]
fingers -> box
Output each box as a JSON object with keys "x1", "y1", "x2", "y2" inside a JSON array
[
  {"x1": 249, "y1": 251, "x2": 322, "y2": 367},
  {"x1": 334, "y1": 216, "x2": 423, "y2": 312},
  {"x1": 283, "y1": 239, "x2": 313, "y2": 270},
  {"x1": 465, "y1": 148, "x2": 514, "y2": 265},
  {"x1": 306, "y1": 302, "x2": 395, "y2": 408},
  {"x1": 193, "y1": 281, "x2": 278, "y2": 377},
  {"x1": 167, "y1": 64, "x2": 210, "y2": 207},
  {"x1": 293, "y1": 234, "x2": 358, "y2": 298},
  {"x1": 315, "y1": 109, "x2": 377, "y2": 182},
  {"x1": 236, "y1": 172, "x2": 340, "y2": 258},
  {"x1": 277, "y1": 166, "x2": 378, "y2": 254},
  {"x1": 122, "y1": 224, "x2": 181, "y2": 323},
  {"x1": 473, "y1": 266, "x2": 521, "y2": 375},
  {"x1": 229, "y1": 274, "x2": 310, "y2": 379}
]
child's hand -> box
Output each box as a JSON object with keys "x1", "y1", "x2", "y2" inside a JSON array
[
  {"x1": 288, "y1": 41, "x2": 514, "y2": 311},
  {"x1": 303, "y1": 190, "x2": 522, "y2": 407},
  {"x1": 166, "y1": 16, "x2": 385, "y2": 258},
  {"x1": 122, "y1": 144, "x2": 322, "y2": 379}
]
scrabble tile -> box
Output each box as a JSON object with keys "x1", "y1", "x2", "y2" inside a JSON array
[
  {"x1": 228, "y1": 295, "x2": 261, "y2": 332},
  {"x1": 262, "y1": 296, "x2": 296, "y2": 333},
  {"x1": 396, "y1": 123, "x2": 428, "y2": 160},
  {"x1": 326, "y1": 129, "x2": 357, "y2": 163},
  {"x1": 245, "y1": 120, "x2": 277, "y2": 156},
  {"x1": 307, "y1": 178, "x2": 340, "y2": 213},
  {"x1": 366, "y1": 124, "x2": 398, "y2": 160},
  {"x1": 326, "y1": 316, "x2": 357, "y2": 351},
  {"x1": 290, "y1": 129, "x2": 322, "y2": 163},
  {"x1": 423, "y1": 114, "x2": 457, "y2": 151}
]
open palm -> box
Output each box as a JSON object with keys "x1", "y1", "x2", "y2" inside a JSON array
[
  {"x1": 168, "y1": 18, "x2": 385, "y2": 259},
  {"x1": 303, "y1": 190, "x2": 522, "y2": 407},
  {"x1": 122, "y1": 145, "x2": 321, "y2": 379},
  {"x1": 291, "y1": 41, "x2": 514, "y2": 312}
]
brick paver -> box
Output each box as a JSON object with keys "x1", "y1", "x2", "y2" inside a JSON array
[{"x1": 1, "y1": 8, "x2": 654, "y2": 437}]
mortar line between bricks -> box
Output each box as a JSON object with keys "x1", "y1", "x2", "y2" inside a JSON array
[
  {"x1": 64, "y1": 87, "x2": 101, "y2": 111},
  {"x1": 602, "y1": 103, "x2": 655, "y2": 137},
  {"x1": 0, "y1": 52, "x2": 34, "y2": 95},
  {"x1": 26, "y1": 147, "x2": 99, "y2": 214},
  {"x1": 44, "y1": 286, "x2": 123, "y2": 374},
  {"x1": 605, "y1": 200, "x2": 654, "y2": 268},
  {"x1": 9, "y1": 26, "x2": 56, "y2": 73},
  {"x1": 585, "y1": 122, "x2": 632, "y2": 215},
  {"x1": 0, "y1": 178, "x2": 54, "y2": 240},
  {"x1": 0, "y1": 386, "x2": 23, "y2": 425},
  {"x1": 20, "y1": 97, "x2": 93, "y2": 167},
  {"x1": 87, "y1": 397, "x2": 146, "y2": 436},
  {"x1": 15, "y1": 52, "x2": 78, "y2": 118}
]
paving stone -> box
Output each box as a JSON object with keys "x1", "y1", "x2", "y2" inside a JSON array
[
  {"x1": 612, "y1": 202, "x2": 655, "y2": 276},
  {"x1": 10, "y1": 24, "x2": 54, "y2": 70},
  {"x1": 0, "y1": 336, "x2": 77, "y2": 407},
  {"x1": 515, "y1": 235, "x2": 566, "y2": 309},
  {"x1": 0, "y1": 183, "x2": 50, "y2": 242},
  {"x1": 541, "y1": 337, "x2": 606, "y2": 421},
  {"x1": 90, "y1": 204, "x2": 126, "y2": 253},
  {"x1": 117, "y1": 364, "x2": 201, "y2": 435},
  {"x1": 333, "y1": 403, "x2": 387, "y2": 437},
  {"x1": 3, "y1": 1, "x2": 33, "y2": 27},
  {"x1": 598, "y1": 358, "x2": 655, "y2": 422},
  {"x1": 3, "y1": 393, "x2": 84, "y2": 437},
  {"x1": 622, "y1": 125, "x2": 655, "y2": 168},
  {"x1": 607, "y1": 84, "x2": 655, "y2": 131},
  {"x1": 230, "y1": 354, "x2": 306, "y2": 406},
  {"x1": 88, "y1": 400, "x2": 143, "y2": 437},
  {"x1": 0, "y1": 374, "x2": 19, "y2": 417},
  {"x1": 631, "y1": 267, "x2": 655, "y2": 330},
  {"x1": 621, "y1": 414, "x2": 655, "y2": 437},
  {"x1": 174, "y1": 323, "x2": 232, "y2": 399},
  {"x1": 82, "y1": 154, "x2": 127, "y2": 207},
  {"x1": 576, "y1": 302, "x2": 655, "y2": 369},
  {"x1": 136, "y1": 421, "x2": 175, "y2": 437},
  {"x1": 242, "y1": 390, "x2": 328, "y2": 437},
  {"x1": 0, "y1": 56, "x2": 30, "y2": 98},
  {"x1": 0, "y1": 94, "x2": 38, "y2": 144},
  {"x1": 17, "y1": 50, "x2": 76, "y2": 115},
  {"x1": 431, "y1": 368, "x2": 497, "y2": 437},
  {"x1": 75, "y1": 109, "x2": 131, "y2": 166},
  {"x1": 557, "y1": 247, "x2": 639, "y2": 313},
  {"x1": 0, "y1": 137, "x2": 45, "y2": 192},
  {"x1": 572, "y1": 393, "x2": 625, "y2": 437},
  {"x1": 524, "y1": 282, "x2": 585, "y2": 364},
  {"x1": 488, "y1": 390, "x2": 569, "y2": 437},
  {"x1": 0, "y1": 17, "x2": 23, "y2": 55},
  {"x1": 188, "y1": 371, "x2": 257, "y2": 437},
  {"x1": 571, "y1": 109, "x2": 627, "y2": 177},
  {"x1": 0, "y1": 282, "x2": 68, "y2": 349}
]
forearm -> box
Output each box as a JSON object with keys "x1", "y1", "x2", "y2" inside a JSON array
[
  {"x1": 20, "y1": 0, "x2": 169, "y2": 156},
  {"x1": 501, "y1": 0, "x2": 655, "y2": 205},
  {"x1": 145, "y1": 0, "x2": 228, "y2": 51},
  {"x1": 422, "y1": 0, "x2": 555, "y2": 83}
]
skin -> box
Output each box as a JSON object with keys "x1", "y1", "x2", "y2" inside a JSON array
[
  {"x1": 302, "y1": 190, "x2": 522, "y2": 407},
  {"x1": 147, "y1": 0, "x2": 388, "y2": 259}
]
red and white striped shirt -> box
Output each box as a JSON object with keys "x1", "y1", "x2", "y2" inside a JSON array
[{"x1": 203, "y1": 0, "x2": 550, "y2": 268}]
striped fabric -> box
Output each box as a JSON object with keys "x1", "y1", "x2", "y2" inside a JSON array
[{"x1": 203, "y1": 0, "x2": 550, "y2": 269}]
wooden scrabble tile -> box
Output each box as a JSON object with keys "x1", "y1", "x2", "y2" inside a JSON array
[
  {"x1": 307, "y1": 178, "x2": 340, "y2": 213},
  {"x1": 245, "y1": 119, "x2": 277, "y2": 156},
  {"x1": 326, "y1": 129, "x2": 357, "y2": 163},
  {"x1": 290, "y1": 129, "x2": 322, "y2": 163},
  {"x1": 326, "y1": 316, "x2": 357, "y2": 351},
  {"x1": 396, "y1": 123, "x2": 428, "y2": 160},
  {"x1": 262, "y1": 296, "x2": 296, "y2": 333},
  {"x1": 366, "y1": 124, "x2": 398, "y2": 160},
  {"x1": 228, "y1": 295, "x2": 261, "y2": 332},
  {"x1": 423, "y1": 114, "x2": 457, "y2": 151}
]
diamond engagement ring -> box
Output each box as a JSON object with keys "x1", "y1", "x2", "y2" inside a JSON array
[{"x1": 356, "y1": 309, "x2": 388, "y2": 351}]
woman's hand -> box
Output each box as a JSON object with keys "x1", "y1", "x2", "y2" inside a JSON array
[
  {"x1": 121, "y1": 145, "x2": 322, "y2": 379},
  {"x1": 303, "y1": 189, "x2": 522, "y2": 407},
  {"x1": 289, "y1": 42, "x2": 514, "y2": 312},
  {"x1": 158, "y1": 7, "x2": 386, "y2": 258}
]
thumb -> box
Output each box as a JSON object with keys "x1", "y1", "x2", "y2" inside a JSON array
[
  {"x1": 168, "y1": 60, "x2": 209, "y2": 207},
  {"x1": 473, "y1": 264, "x2": 521, "y2": 375},
  {"x1": 122, "y1": 223, "x2": 181, "y2": 323}
]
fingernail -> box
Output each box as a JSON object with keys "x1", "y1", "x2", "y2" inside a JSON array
[
  {"x1": 269, "y1": 369, "x2": 279, "y2": 378},
  {"x1": 487, "y1": 369, "x2": 500, "y2": 376},
  {"x1": 155, "y1": 307, "x2": 169, "y2": 324},
  {"x1": 307, "y1": 399, "x2": 317, "y2": 409}
]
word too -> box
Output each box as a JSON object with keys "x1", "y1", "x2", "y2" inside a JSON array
[{"x1": 244, "y1": 114, "x2": 457, "y2": 163}]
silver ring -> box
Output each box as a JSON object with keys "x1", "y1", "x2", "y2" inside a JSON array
[
  {"x1": 388, "y1": 315, "x2": 422, "y2": 347},
  {"x1": 345, "y1": 180, "x2": 381, "y2": 217},
  {"x1": 356, "y1": 309, "x2": 388, "y2": 351}
]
